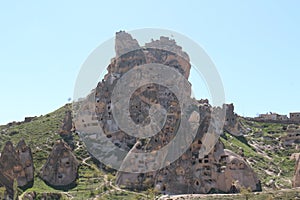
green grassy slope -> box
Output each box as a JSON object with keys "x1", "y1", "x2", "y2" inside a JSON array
[
  {"x1": 221, "y1": 119, "x2": 297, "y2": 190},
  {"x1": 0, "y1": 104, "x2": 141, "y2": 199},
  {"x1": 0, "y1": 105, "x2": 300, "y2": 199}
]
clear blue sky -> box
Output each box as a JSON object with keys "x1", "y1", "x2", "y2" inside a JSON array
[{"x1": 0, "y1": 1, "x2": 299, "y2": 125}]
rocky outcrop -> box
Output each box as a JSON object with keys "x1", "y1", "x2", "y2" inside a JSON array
[
  {"x1": 24, "y1": 117, "x2": 37, "y2": 123},
  {"x1": 59, "y1": 110, "x2": 75, "y2": 149},
  {"x1": 59, "y1": 110, "x2": 74, "y2": 136},
  {"x1": 75, "y1": 31, "x2": 261, "y2": 194},
  {"x1": 115, "y1": 105, "x2": 261, "y2": 194},
  {"x1": 221, "y1": 149, "x2": 261, "y2": 192},
  {"x1": 115, "y1": 31, "x2": 140, "y2": 58},
  {"x1": 22, "y1": 191, "x2": 36, "y2": 200},
  {"x1": 281, "y1": 124, "x2": 300, "y2": 147},
  {"x1": 293, "y1": 156, "x2": 300, "y2": 188},
  {"x1": 0, "y1": 140, "x2": 34, "y2": 199},
  {"x1": 40, "y1": 140, "x2": 78, "y2": 189},
  {"x1": 15, "y1": 139, "x2": 34, "y2": 188},
  {"x1": 223, "y1": 104, "x2": 247, "y2": 136}
]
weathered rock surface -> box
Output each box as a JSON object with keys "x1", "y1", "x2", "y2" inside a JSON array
[
  {"x1": 0, "y1": 141, "x2": 22, "y2": 178},
  {"x1": 116, "y1": 105, "x2": 261, "y2": 194},
  {"x1": 223, "y1": 104, "x2": 247, "y2": 136},
  {"x1": 293, "y1": 156, "x2": 300, "y2": 187},
  {"x1": 40, "y1": 140, "x2": 78, "y2": 188},
  {"x1": 59, "y1": 110, "x2": 76, "y2": 149},
  {"x1": 59, "y1": 110, "x2": 74, "y2": 136},
  {"x1": 15, "y1": 139, "x2": 34, "y2": 188},
  {"x1": 281, "y1": 124, "x2": 300, "y2": 147},
  {"x1": 75, "y1": 31, "x2": 261, "y2": 194},
  {"x1": 0, "y1": 140, "x2": 34, "y2": 199},
  {"x1": 115, "y1": 31, "x2": 140, "y2": 58}
]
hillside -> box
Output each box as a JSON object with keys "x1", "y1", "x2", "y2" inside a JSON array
[
  {"x1": 221, "y1": 118, "x2": 298, "y2": 190},
  {"x1": 0, "y1": 104, "x2": 146, "y2": 199},
  {"x1": 0, "y1": 29, "x2": 299, "y2": 198},
  {"x1": 0, "y1": 31, "x2": 298, "y2": 198},
  {"x1": 0, "y1": 104, "x2": 300, "y2": 199}
]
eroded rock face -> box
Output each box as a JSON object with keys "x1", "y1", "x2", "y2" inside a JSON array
[
  {"x1": 293, "y1": 157, "x2": 300, "y2": 187},
  {"x1": 0, "y1": 141, "x2": 22, "y2": 179},
  {"x1": 0, "y1": 140, "x2": 34, "y2": 199},
  {"x1": 40, "y1": 140, "x2": 78, "y2": 188},
  {"x1": 281, "y1": 125, "x2": 300, "y2": 147},
  {"x1": 59, "y1": 110, "x2": 75, "y2": 149},
  {"x1": 223, "y1": 104, "x2": 247, "y2": 136},
  {"x1": 115, "y1": 104, "x2": 261, "y2": 194},
  {"x1": 15, "y1": 139, "x2": 34, "y2": 188},
  {"x1": 18, "y1": 142, "x2": 34, "y2": 188},
  {"x1": 76, "y1": 31, "x2": 261, "y2": 194},
  {"x1": 59, "y1": 110, "x2": 74, "y2": 136},
  {"x1": 221, "y1": 150, "x2": 261, "y2": 192},
  {"x1": 115, "y1": 31, "x2": 140, "y2": 58},
  {"x1": 0, "y1": 142, "x2": 15, "y2": 199}
]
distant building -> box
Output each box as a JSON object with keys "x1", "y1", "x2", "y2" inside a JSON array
[
  {"x1": 278, "y1": 115, "x2": 289, "y2": 121},
  {"x1": 259, "y1": 113, "x2": 277, "y2": 120},
  {"x1": 255, "y1": 112, "x2": 300, "y2": 123},
  {"x1": 290, "y1": 113, "x2": 300, "y2": 122},
  {"x1": 258, "y1": 113, "x2": 288, "y2": 121}
]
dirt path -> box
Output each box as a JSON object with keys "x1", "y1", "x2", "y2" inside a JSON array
[{"x1": 158, "y1": 188, "x2": 300, "y2": 200}]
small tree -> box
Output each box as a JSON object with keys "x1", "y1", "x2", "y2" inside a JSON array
[
  {"x1": 146, "y1": 188, "x2": 155, "y2": 200},
  {"x1": 240, "y1": 186, "x2": 251, "y2": 200},
  {"x1": 0, "y1": 187, "x2": 6, "y2": 199},
  {"x1": 266, "y1": 195, "x2": 274, "y2": 200},
  {"x1": 13, "y1": 179, "x2": 19, "y2": 200}
]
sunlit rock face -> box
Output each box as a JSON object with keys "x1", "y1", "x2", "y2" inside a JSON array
[
  {"x1": 59, "y1": 110, "x2": 74, "y2": 136},
  {"x1": 0, "y1": 140, "x2": 34, "y2": 199},
  {"x1": 15, "y1": 139, "x2": 34, "y2": 188},
  {"x1": 40, "y1": 140, "x2": 78, "y2": 188},
  {"x1": 223, "y1": 104, "x2": 247, "y2": 136},
  {"x1": 293, "y1": 157, "x2": 300, "y2": 188},
  {"x1": 78, "y1": 31, "x2": 261, "y2": 194}
]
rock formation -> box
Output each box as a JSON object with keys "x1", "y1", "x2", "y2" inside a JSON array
[
  {"x1": 75, "y1": 31, "x2": 261, "y2": 194},
  {"x1": 115, "y1": 105, "x2": 261, "y2": 194},
  {"x1": 281, "y1": 124, "x2": 300, "y2": 147},
  {"x1": 59, "y1": 110, "x2": 75, "y2": 149},
  {"x1": 0, "y1": 140, "x2": 34, "y2": 199},
  {"x1": 223, "y1": 104, "x2": 247, "y2": 136},
  {"x1": 59, "y1": 110, "x2": 74, "y2": 136},
  {"x1": 293, "y1": 156, "x2": 300, "y2": 188},
  {"x1": 15, "y1": 139, "x2": 34, "y2": 188},
  {"x1": 0, "y1": 147, "x2": 14, "y2": 199},
  {"x1": 40, "y1": 140, "x2": 78, "y2": 189}
]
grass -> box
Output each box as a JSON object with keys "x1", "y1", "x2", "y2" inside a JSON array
[
  {"x1": 222, "y1": 119, "x2": 298, "y2": 190},
  {"x1": 0, "y1": 104, "x2": 148, "y2": 199},
  {"x1": 183, "y1": 188, "x2": 300, "y2": 200},
  {"x1": 1, "y1": 105, "x2": 300, "y2": 199}
]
